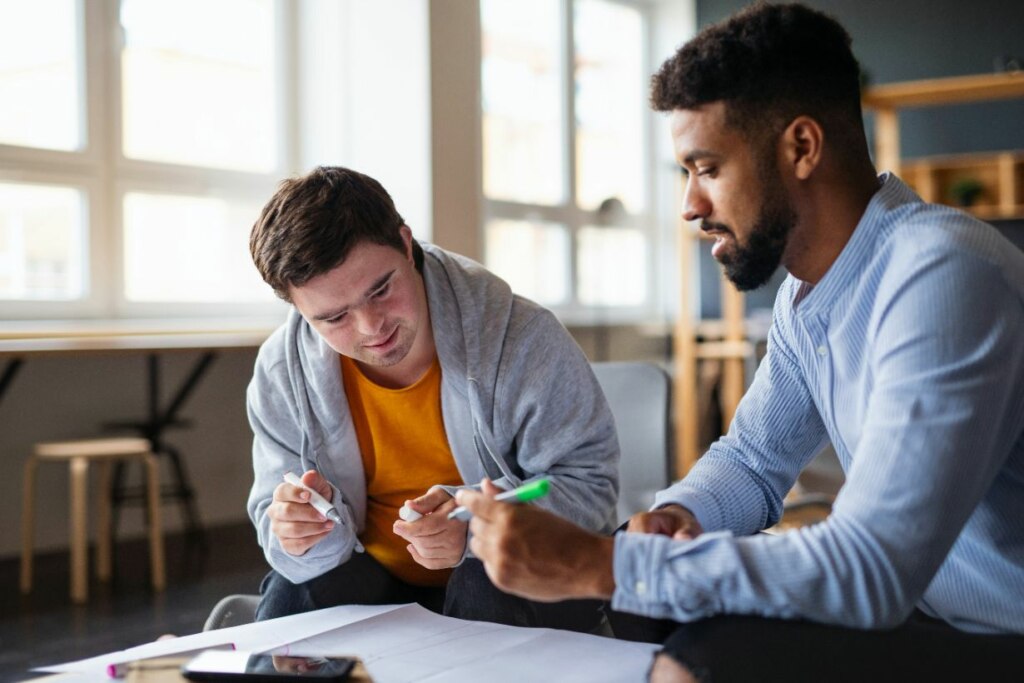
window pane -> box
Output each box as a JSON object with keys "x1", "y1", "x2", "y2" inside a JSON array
[
  {"x1": 485, "y1": 219, "x2": 569, "y2": 305},
  {"x1": 577, "y1": 226, "x2": 645, "y2": 306},
  {"x1": 120, "y1": 0, "x2": 276, "y2": 172},
  {"x1": 123, "y1": 192, "x2": 272, "y2": 303},
  {"x1": 574, "y1": 0, "x2": 645, "y2": 212},
  {"x1": 481, "y1": 0, "x2": 563, "y2": 204},
  {"x1": 0, "y1": 183, "x2": 85, "y2": 300},
  {"x1": 0, "y1": 0, "x2": 81, "y2": 151}
]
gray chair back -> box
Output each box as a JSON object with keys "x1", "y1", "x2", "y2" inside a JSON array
[
  {"x1": 591, "y1": 361, "x2": 673, "y2": 526},
  {"x1": 204, "y1": 593, "x2": 260, "y2": 630}
]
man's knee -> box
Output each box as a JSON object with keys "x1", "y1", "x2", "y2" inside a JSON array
[
  {"x1": 655, "y1": 617, "x2": 741, "y2": 681},
  {"x1": 256, "y1": 570, "x2": 313, "y2": 621},
  {"x1": 445, "y1": 559, "x2": 603, "y2": 632},
  {"x1": 444, "y1": 558, "x2": 536, "y2": 627},
  {"x1": 256, "y1": 553, "x2": 396, "y2": 621},
  {"x1": 649, "y1": 653, "x2": 703, "y2": 683}
]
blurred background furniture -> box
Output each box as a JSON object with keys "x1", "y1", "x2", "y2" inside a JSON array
[
  {"x1": 20, "y1": 436, "x2": 165, "y2": 604},
  {"x1": 591, "y1": 361, "x2": 673, "y2": 525},
  {"x1": 0, "y1": 323, "x2": 277, "y2": 557},
  {"x1": 204, "y1": 593, "x2": 261, "y2": 631},
  {"x1": 863, "y1": 71, "x2": 1024, "y2": 216}
]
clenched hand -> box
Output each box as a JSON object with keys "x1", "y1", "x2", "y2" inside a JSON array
[
  {"x1": 268, "y1": 470, "x2": 336, "y2": 556},
  {"x1": 626, "y1": 504, "x2": 703, "y2": 540},
  {"x1": 457, "y1": 479, "x2": 616, "y2": 602},
  {"x1": 393, "y1": 486, "x2": 467, "y2": 569}
]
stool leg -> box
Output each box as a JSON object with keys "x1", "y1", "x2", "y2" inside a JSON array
[
  {"x1": 69, "y1": 456, "x2": 89, "y2": 604},
  {"x1": 143, "y1": 453, "x2": 166, "y2": 592},
  {"x1": 95, "y1": 460, "x2": 113, "y2": 582},
  {"x1": 20, "y1": 457, "x2": 38, "y2": 594}
]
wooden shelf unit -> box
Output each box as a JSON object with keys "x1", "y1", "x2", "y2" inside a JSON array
[
  {"x1": 673, "y1": 222, "x2": 752, "y2": 476},
  {"x1": 862, "y1": 71, "x2": 1024, "y2": 181},
  {"x1": 672, "y1": 71, "x2": 1024, "y2": 476},
  {"x1": 901, "y1": 151, "x2": 1024, "y2": 221}
]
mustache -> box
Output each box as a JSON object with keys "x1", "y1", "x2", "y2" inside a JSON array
[{"x1": 700, "y1": 220, "x2": 732, "y2": 235}]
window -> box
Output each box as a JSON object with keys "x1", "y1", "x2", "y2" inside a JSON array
[
  {"x1": 120, "y1": 0, "x2": 278, "y2": 172},
  {"x1": 481, "y1": 0, "x2": 654, "y2": 322},
  {"x1": 0, "y1": 0, "x2": 289, "y2": 319},
  {"x1": 122, "y1": 192, "x2": 272, "y2": 303},
  {"x1": 0, "y1": 182, "x2": 86, "y2": 300}
]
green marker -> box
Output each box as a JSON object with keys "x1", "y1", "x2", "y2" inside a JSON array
[{"x1": 448, "y1": 478, "x2": 550, "y2": 521}]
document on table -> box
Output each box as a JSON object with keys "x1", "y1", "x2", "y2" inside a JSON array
[
  {"x1": 40, "y1": 603, "x2": 659, "y2": 682},
  {"x1": 270, "y1": 603, "x2": 660, "y2": 682},
  {"x1": 36, "y1": 604, "x2": 403, "y2": 676}
]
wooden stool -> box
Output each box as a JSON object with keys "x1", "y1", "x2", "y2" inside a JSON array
[{"x1": 20, "y1": 437, "x2": 167, "y2": 604}]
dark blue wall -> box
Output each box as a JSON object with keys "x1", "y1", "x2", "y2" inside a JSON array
[{"x1": 691, "y1": 0, "x2": 1024, "y2": 317}]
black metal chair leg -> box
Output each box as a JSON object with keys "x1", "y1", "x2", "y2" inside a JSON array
[
  {"x1": 109, "y1": 460, "x2": 128, "y2": 544},
  {"x1": 163, "y1": 444, "x2": 206, "y2": 546}
]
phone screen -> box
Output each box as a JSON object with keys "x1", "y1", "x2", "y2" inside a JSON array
[{"x1": 182, "y1": 650, "x2": 355, "y2": 682}]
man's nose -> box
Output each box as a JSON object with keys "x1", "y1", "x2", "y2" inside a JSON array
[
  {"x1": 681, "y1": 178, "x2": 710, "y2": 222},
  {"x1": 355, "y1": 304, "x2": 386, "y2": 336}
]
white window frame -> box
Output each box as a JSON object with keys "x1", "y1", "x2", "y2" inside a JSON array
[
  {"x1": 0, "y1": 0, "x2": 295, "y2": 320},
  {"x1": 481, "y1": 0, "x2": 661, "y2": 326}
]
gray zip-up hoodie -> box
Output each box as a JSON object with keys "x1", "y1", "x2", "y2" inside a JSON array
[{"x1": 246, "y1": 242, "x2": 619, "y2": 583}]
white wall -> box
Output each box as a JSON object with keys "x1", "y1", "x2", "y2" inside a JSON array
[{"x1": 427, "y1": 0, "x2": 483, "y2": 259}]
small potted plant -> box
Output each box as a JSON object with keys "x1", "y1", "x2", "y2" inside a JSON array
[{"x1": 949, "y1": 178, "x2": 985, "y2": 207}]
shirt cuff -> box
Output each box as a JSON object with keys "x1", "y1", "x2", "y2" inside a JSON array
[
  {"x1": 611, "y1": 528, "x2": 737, "y2": 622},
  {"x1": 652, "y1": 486, "x2": 719, "y2": 532},
  {"x1": 611, "y1": 531, "x2": 675, "y2": 618}
]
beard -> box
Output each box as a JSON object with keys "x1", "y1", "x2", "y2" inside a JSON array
[{"x1": 711, "y1": 164, "x2": 797, "y2": 292}]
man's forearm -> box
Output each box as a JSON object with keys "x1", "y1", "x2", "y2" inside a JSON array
[{"x1": 581, "y1": 535, "x2": 617, "y2": 599}]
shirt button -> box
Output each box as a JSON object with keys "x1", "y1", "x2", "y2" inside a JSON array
[
  {"x1": 817, "y1": 345, "x2": 827, "y2": 356},
  {"x1": 635, "y1": 581, "x2": 647, "y2": 596}
]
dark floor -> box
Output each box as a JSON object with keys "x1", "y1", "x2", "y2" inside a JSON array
[{"x1": 0, "y1": 522, "x2": 269, "y2": 683}]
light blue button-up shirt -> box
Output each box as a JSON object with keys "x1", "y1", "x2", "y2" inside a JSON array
[{"x1": 613, "y1": 174, "x2": 1024, "y2": 634}]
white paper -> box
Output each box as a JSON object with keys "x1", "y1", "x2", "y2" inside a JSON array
[
  {"x1": 268, "y1": 603, "x2": 660, "y2": 683},
  {"x1": 38, "y1": 602, "x2": 659, "y2": 682},
  {"x1": 36, "y1": 603, "x2": 405, "y2": 675}
]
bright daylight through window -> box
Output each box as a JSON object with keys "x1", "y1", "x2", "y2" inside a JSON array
[
  {"x1": 481, "y1": 0, "x2": 651, "y2": 319},
  {"x1": 0, "y1": 0, "x2": 282, "y2": 315}
]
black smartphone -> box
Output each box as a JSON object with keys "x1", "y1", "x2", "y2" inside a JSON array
[{"x1": 181, "y1": 650, "x2": 355, "y2": 683}]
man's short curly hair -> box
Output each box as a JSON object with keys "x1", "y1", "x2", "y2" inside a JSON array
[
  {"x1": 250, "y1": 166, "x2": 420, "y2": 303},
  {"x1": 651, "y1": 2, "x2": 865, "y2": 145}
]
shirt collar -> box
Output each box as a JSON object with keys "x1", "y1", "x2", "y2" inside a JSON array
[{"x1": 794, "y1": 173, "x2": 918, "y2": 317}]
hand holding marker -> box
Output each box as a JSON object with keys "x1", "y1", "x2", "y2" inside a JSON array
[
  {"x1": 448, "y1": 478, "x2": 550, "y2": 521},
  {"x1": 283, "y1": 472, "x2": 343, "y2": 524},
  {"x1": 398, "y1": 503, "x2": 423, "y2": 522}
]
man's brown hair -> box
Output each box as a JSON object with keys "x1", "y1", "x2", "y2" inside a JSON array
[{"x1": 250, "y1": 166, "x2": 421, "y2": 302}]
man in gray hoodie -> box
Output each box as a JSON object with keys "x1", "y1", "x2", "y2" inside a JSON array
[{"x1": 245, "y1": 166, "x2": 618, "y2": 630}]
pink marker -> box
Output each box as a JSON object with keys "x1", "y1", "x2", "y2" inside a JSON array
[{"x1": 106, "y1": 643, "x2": 235, "y2": 678}]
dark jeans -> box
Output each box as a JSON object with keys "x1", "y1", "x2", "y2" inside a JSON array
[
  {"x1": 257, "y1": 551, "x2": 605, "y2": 633},
  {"x1": 607, "y1": 608, "x2": 1024, "y2": 682}
]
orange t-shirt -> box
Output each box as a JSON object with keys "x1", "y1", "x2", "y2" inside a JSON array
[{"x1": 340, "y1": 355, "x2": 462, "y2": 586}]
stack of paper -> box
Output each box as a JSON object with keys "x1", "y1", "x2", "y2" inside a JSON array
[{"x1": 38, "y1": 603, "x2": 659, "y2": 682}]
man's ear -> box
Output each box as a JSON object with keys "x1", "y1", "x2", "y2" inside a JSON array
[
  {"x1": 399, "y1": 224, "x2": 414, "y2": 261},
  {"x1": 781, "y1": 116, "x2": 824, "y2": 181}
]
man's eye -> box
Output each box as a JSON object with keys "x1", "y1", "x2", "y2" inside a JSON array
[
  {"x1": 326, "y1": 312, "x2": 347, "y2": 324},
  {"x1": 680, "y1": 167, "x2": 691, "y2": 179},
  {"x1": 372, "y1": 283, "x2": 391, "y2": 298},
  {"x1": 697, "y1": 167, "x2": 716, "y2": 177}
]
